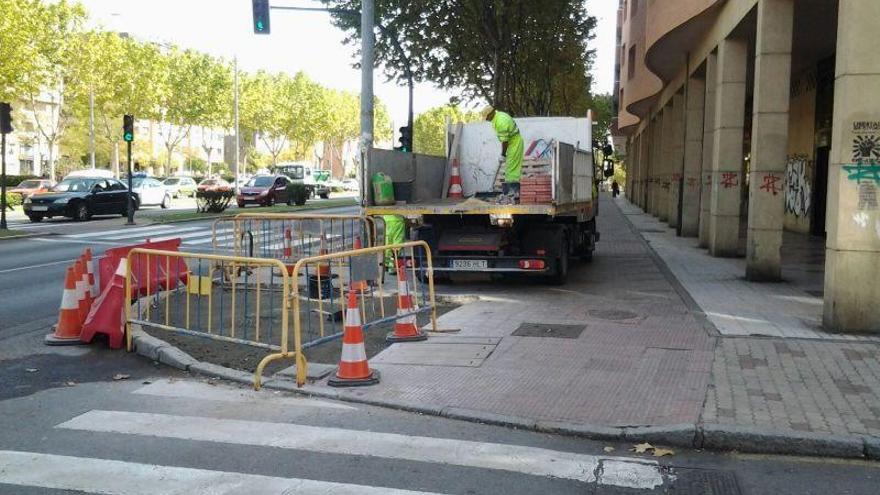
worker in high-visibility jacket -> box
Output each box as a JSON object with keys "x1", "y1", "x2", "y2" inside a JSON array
[
  {"x1": 484, "y1": 107, "x2": 524, "y2": 204},
  {"x1": 382, "y1": 214, "x2": 405, "y2": 274}
]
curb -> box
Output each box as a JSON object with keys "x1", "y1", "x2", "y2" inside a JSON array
[
  {"x1": 130, "y1": 329, "x2": 880, "y2": 460},
  {"x1": 0, "y1": 232, "x2": 42, "y2": 241}
]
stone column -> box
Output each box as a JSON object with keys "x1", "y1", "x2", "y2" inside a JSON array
[
  {"x1": 681, "y1": 75, "x2": 706, "y2": 237},
  {"x1": 745, "y1": 0, "x2": 794, "y2": 281},
  {"x1": 709, "y1": 37, "x2": 748, "y2": 257},
  {"x1": 658, "y1": 105, "x2": 673, "y2": 222},
  {"x1": 650, "y1": 116, "x2": 662, "y2": 216},
  {"x1": 699, "y1": 52, "x2": 718, "y2": 248},
  {"x1": 823, "y1": 1, "x2": 880, "y2": 333},
  {"x1": 668, "y1": 92, "x2": 686, "y2": 229}
]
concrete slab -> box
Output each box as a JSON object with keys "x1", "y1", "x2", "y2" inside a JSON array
[{"x1": 371, "y1": 342, "x2": 497, "y2": 367}]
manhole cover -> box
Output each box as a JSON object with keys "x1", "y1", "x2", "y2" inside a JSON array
[
  {"x1": 512, "y1": 323, "x2": 585, "y2": 339},
  {"x1": 588, "y1": 309, "x2": 639, "y2": 321},
  {"x1": 668, "y1": 468, "x2": 741, "y2": 494}
]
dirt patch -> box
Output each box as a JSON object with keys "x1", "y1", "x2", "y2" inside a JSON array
[{"x1": 144, "y1": 303, "x2": 458, "y2": 376}]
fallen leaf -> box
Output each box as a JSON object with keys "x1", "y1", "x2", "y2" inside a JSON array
[
  {"x1": 25, "y1": 368, "x2": 39, "y2": 373},
  {"x1": 653, "y1": 448, "x2": 675, "y2": 457},
  {"x1": 113, "y1": 374, "x2": 131, "y2": 381},
  {"x1": 65, "y1": 381, "x2": 76, "y2": 387},
  {"x1": 603, "y1": 446, "x2": 615, "y2": 453},
  {"x1": 632, "y1": 442, "x2": 654, "y2": 454}
]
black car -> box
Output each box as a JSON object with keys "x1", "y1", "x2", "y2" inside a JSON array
[{"x1": 23, "y1": 177, "x2": 137, "y2": 222}]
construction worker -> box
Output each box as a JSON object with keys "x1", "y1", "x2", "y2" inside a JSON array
[
  {"x1": 382, "y1": 214, "x2": 405, "y2": 274},
  {"x1": 484, "y1": 107, "x2": 524, "y2": 204}
]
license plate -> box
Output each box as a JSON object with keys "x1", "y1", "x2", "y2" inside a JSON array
[
  {"x1": 452, "y1": 259, "x2": 488, "y2": 270},
  {"x1": 30, "y1": 206, "x2": 48, "y2": 211}
]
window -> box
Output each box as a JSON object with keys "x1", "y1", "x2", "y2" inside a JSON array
[
  {"x1": 628, "y1": 45, "x2": 637, "y2": 80},
  {"x1": 108, "y1": 180, "x2": 127, "y2": 191}
]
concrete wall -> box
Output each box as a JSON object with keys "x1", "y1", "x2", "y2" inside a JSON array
[{"x1": 784, "y1": 67, "x2": 819, "y2": 234}]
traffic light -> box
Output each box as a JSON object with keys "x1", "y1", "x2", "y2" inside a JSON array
[
  {"x1": 396, "y1": 126, "x2": 412, "y2": 153},
  {"x1": 0, "y1": 103, "x2": 12, "y2": 135},
  {"x1": 123, "y1": 115, "x2": 134, "y2": 142},
  {"x1": 252, "y1": 0, "x2": 271, "y2": 34}
]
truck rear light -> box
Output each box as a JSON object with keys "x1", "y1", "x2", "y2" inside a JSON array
[{"x1": 519, "y1": 260, "x2": 545, "y2": 270}]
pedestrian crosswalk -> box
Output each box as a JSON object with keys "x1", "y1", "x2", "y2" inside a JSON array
[
  {"x1": 54, "y1": 223, "x2": 220, "y2": 247},
  {"x1": 0, "y1": 379, "x2": 674, "y2": 494}
]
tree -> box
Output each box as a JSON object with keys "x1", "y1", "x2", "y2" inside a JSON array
[
  {"x1": 413, "y1": 105, "x2": 481, "y2": 156},
  {"x1": 0, "y1": 0, "x2": 44, "y2": 102},
  {"x1": 240, "y1": 70, "x2": 290, "y2": 167},
  {"x1": 588, "y1": 93, "x2": 613, "y2": 144},
  {"x1": 25, "y1": 0, "x2": 87, "y2": 180},
  {"x1": 322, "y1": 0, "x2": 597, "y2": 116}
]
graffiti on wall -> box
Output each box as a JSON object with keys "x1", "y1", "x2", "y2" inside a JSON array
[
  {"x1": 785, "y1": 155, "x2": 812, "y2": 217},
  {"x1": 843, "y1": 120, "x2": 880, "y2": 212}
]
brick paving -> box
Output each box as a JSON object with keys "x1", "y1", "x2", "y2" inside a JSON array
[{"x1": 296, "y1": 195, "x2": 880, "y2": 444}]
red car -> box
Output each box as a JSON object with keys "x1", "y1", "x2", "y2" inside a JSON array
[
  {"x1": 237, "y1": 174, "x2": 292, "y2": 207},
  {"x1": 10, "y1": 179, "x2": 55, "y2": 200}
]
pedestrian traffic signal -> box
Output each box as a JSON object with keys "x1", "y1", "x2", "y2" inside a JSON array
[
  {"x1": 0, "y1": 103, "x2": 12, "y2": 135},
  {"x1": 252, "y1": 0, "x2": 271, "y2": 34},
  {"x1": 396, "y1": 126, "x2": 412, "y2": 153},
  {"x1": 123, "y1": 115, "x2": 134, "y2": 143}
]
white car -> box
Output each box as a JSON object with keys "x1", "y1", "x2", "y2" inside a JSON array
[
  {"x1": 131, "y1": 177, "x2": 172, "y2": 208},
  {"x1": 342, "y1": 178, "x2": 359, "y2": 191}
]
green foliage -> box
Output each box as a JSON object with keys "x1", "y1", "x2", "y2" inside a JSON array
[
  {"x1": 322, "y1": 0, "x2": 597, "y2": 116},
  {"x1": 3, "y1": 192, "x2": 23, "y2": 208},
  {"x1": 413, "y1": 105, "x2": 481, "y2": 156},
  {"x1": 195, "y1": 189, "x2": 234, "y2": 213},
  {"x1": 589, "y1": 93, "x2": 614, "y2": 143},
  {"x1": 0, "y1": 175, "x2": 39, "y2": 187},
  {"x1": 286, "y1": 183, "x2": 310, "y2": 206}
]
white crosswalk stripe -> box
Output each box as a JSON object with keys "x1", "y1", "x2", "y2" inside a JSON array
[{"x1": 0, "y1": 379, "x2": 671, "y2": 493}]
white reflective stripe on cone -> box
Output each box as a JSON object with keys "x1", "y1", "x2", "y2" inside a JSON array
[
  {"x1": 60, "y1": 289, "x2": 79, "y2": 310},
  {"x1": 87, "y1": 260, "x2": 98, "y2": 297},
  {"x1": 340, "y1": 343, "x2": 368, "y2": 363},
  {"x1": 114, "y1": 259, "x2": 129, "y2": 277},
  {"x1": 345, "y1": 308, "x2": 361, "y2": 326},
  {"x1": 397, "y1": 279, "x2": 410, "y2": 297},
  {"x1": 75, "y1": 279, "x2": 86, "y2": 300}
]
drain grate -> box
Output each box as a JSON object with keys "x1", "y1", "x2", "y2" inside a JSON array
[
  {"x1": 588, "y1": 309, "x2": 640, "y2": 321},
  {"x1": 668, "y1": 468, "x2": 741, "y2": 494},
  {"x1": 512, "y1": 323, "x2": 585, "y2": 339}
]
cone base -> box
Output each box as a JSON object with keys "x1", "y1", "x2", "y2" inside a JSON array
[
  {"x1": 44, "y1": 331, "x2": 86, "y2": 346},
  {"x1": 328, "y1": 369, "x2": 380, "y2": 387},
  {"x1": 386, "y1": 330, "x2": 428, "y2": 343}
]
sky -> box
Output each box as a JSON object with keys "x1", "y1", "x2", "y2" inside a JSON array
[{"x1": 78, "y1": 0, "x2": 618, "y2": 127}]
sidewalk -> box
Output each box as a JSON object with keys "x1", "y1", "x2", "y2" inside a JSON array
[{"x1": 283, "y1": 194, "x2": 880, "y2": 457}]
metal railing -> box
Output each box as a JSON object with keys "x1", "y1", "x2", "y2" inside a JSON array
[
  {"x1": 255, "y1": 240, "x2": 437, "y2": 389},
  {"x1": 124, "y1": 248, "x2": 304, "y2": 387},
  {"x1": 211, "y1": 214, "x2": 381, "y2": 262}
]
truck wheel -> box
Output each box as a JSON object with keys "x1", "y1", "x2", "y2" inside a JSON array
[{"x1": 548, "y1": 240, "x2": 569, "y2": 285}]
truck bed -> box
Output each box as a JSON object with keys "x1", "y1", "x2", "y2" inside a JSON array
[{"x1": 365, "y1": 197, "x2": 592, "y2": 217}]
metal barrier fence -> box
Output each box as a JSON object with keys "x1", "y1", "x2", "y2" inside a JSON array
[
  {"x1": 211, "y1": 214, "x2": 381, "y2": 262},
  {"x1": 124, "y1": 248, "x2": 304, "y2": 383},
  {"x1": 255, "y1": 240, "x2": 437, "y2": 389}
]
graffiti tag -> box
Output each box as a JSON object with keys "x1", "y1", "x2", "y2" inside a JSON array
[
  {"x1": 842, "y1": 164, "x2": 880, "y2": 184},
  {"x1": 785, "y1": 155, "x2": 812, "y2": 217},
  {"x1": 759, "y1": 174, "x2": 782, "y2": 195},
  {"x1": 721, "y1": 172, "x2": 738, "y2": 189},
  {"x1": 859, "y1": 182, "x2": 878, "y2": 211},
  {"x1": 687, "y1": 176, "x2": 698, "y2": 190}
]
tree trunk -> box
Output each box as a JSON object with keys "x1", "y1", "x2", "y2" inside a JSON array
[
  {"x1": 47, "y1": 141, "x2": 56, "y2": 181},
  {"x1": 113, "y1": 142, "x2": 120, "y2": 178}
]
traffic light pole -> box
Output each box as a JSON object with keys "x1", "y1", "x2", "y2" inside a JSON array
[
  {"x1": 126, "y1": 141, "x2": 135, "y2": 225},
  {"x1": 1, "y1": 132, "x2": 7, "y2": 230}
]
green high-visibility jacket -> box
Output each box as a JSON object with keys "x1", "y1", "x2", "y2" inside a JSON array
[{"x1": 491, "y1": 111, "x2": 524, "y2": 183}]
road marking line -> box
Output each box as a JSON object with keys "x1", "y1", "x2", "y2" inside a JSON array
[
  {"x1": 102, "y1": 226, "x2": 205, "y2": 240},
  {"x1": 31, "y1": 237, "x2": 122, "y2": 246},
  {"x1": 0, "y1": 450, "x2": 443, "y2": 495},
  {"x1": 599, "y1": 459, "x2": 667, "y2": 490},
  {"x1": 58, "y1": 410, "x2": 664, "y2": 487},
  {"x1": 65, "y1": 223, "x2": 211, "y2": 238},
  {"x1": 0, "y1": 258, "x2": 79, "y2": 274},
  {"x1": 133, "y1": 379, "x2": 357, "y2": 410}
]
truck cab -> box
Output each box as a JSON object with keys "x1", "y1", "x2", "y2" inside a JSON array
[{"x1": 274, "y1": 162, "x2": 331, "y2": 199}]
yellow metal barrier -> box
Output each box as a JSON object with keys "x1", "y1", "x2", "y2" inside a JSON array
[
  {"x1": 211, "y1": 214, "x2": 379, "y2": 261},
  {"x1": 124, "y1": 248, "x2": 305, "y2": 388},
  {"x1": 256, "y1": 240, "x2": 436, "y2": 390}
]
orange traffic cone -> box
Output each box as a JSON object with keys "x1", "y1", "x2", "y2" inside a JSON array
[
  {"x1": 386, "y1": 258, "x2": 428, "y2": 343},
  {"x1": 448, "y1": 158, "x2": 463, "y2": 199},
  {"x1": 328, "y1": 290, "x2": 380, "y2": 387},
  {"x1": 84, "y1": 248, "x2": 98, "y2": 299},
  {"x1": 79, "y1": 255, "x2": 94, "y2": 319},
  {"x1": 73, "y1": 259, "x2": 90, "y2": 324},
  {"x1": 45, "y1": 266, "x2": 86, "y2": 346},
  {"x1": 283, "y1": 228, "x2": 292, "y2": 259}
]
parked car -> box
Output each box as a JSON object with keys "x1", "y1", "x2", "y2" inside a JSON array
[
  {"x1": 341, "y1": 178, "x2": 359, "y2": 192},
  {"x1": 197, "y1": 178, "x2": 231, "y2": 193},
  {"x1": 163, "y1": 176, "x2": 197, "y2": 198},
  {"x1": 236, "y1": 174, "x2": 292, "y2": 207},
  {"x1": 23, "y1": 177, "x2": 135, "y2": 222},
  {"x1": 131, "y1": 177, "x2": 172, "y2": 208},
  {"x1": 9, "y1": 179, "x2": 55, "y2": 200}
]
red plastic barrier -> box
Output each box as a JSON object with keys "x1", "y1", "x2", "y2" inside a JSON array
[
  {"x1": 98, "y1": 238, "x2": 184, "y2": 295},
  {"x1": 81, "y1": 258, "x2": 127, "y2": 349}
]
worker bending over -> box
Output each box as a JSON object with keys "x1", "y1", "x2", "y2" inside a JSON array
[{"x1": 484, "y1": 107, "x2": 524, "y2": 204}]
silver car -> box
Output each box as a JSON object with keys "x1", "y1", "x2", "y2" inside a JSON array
[{"x1": 131, "y1": 177, "x2": 172, "y2": 208}]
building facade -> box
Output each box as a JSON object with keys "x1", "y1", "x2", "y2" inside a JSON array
[{"x1": 616, "y1": 0, "x2": 880, "y2": 333}]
